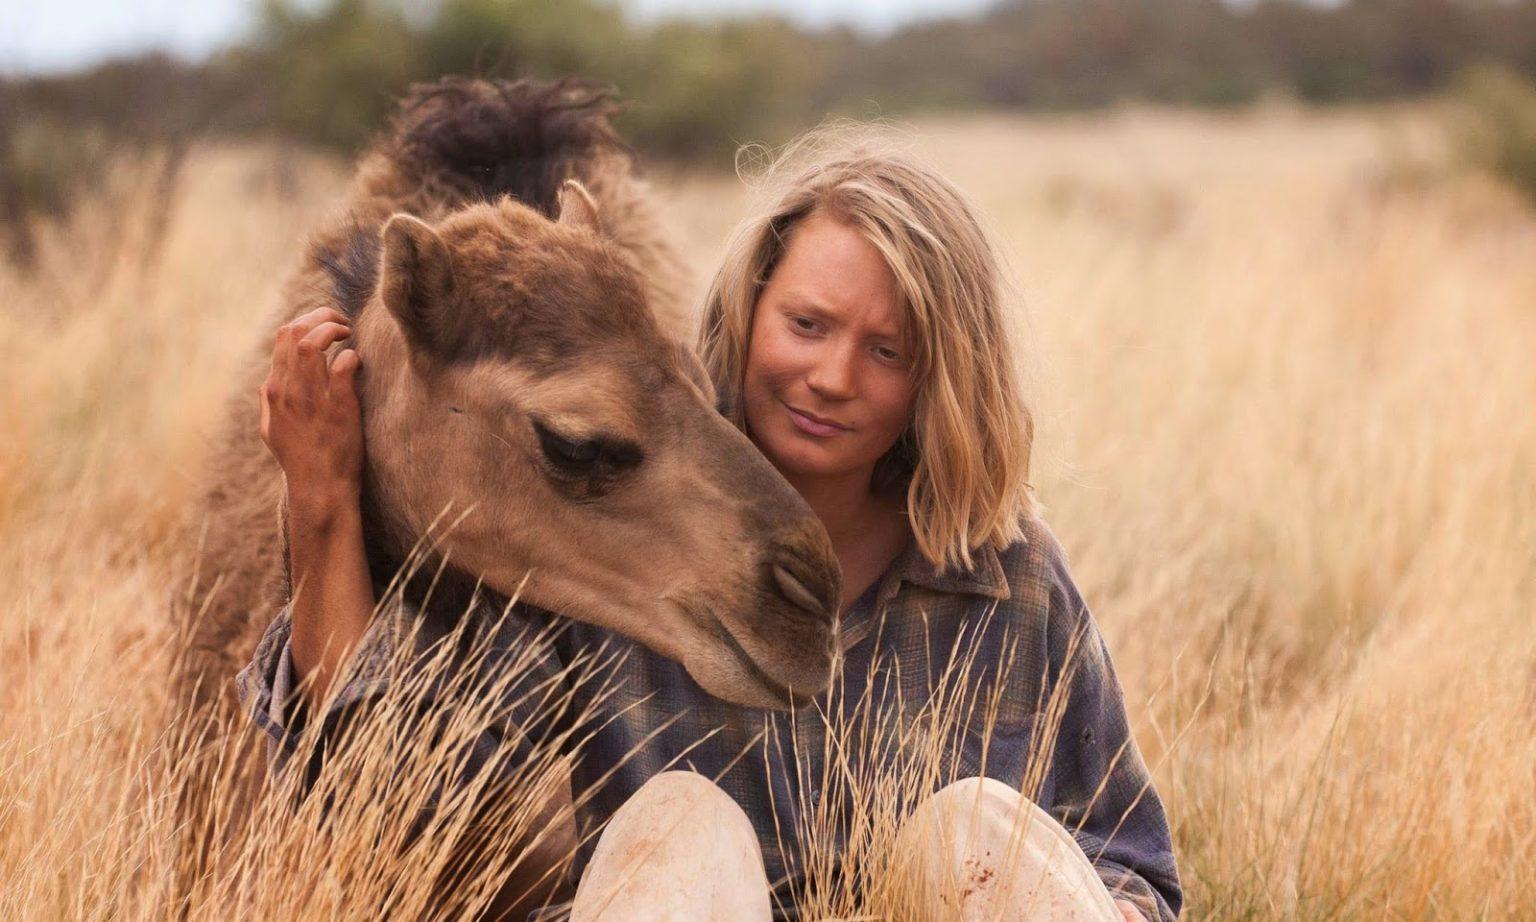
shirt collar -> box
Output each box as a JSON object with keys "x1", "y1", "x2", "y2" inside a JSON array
[
  {"x1": 838, "y1": 531, "x2": 1014, "y2": 655},
  {"x1": 874, "y1": 529, "x2": 1014, "y2": 607}
]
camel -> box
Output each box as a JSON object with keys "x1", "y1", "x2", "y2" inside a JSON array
[
  {"x1": 159, "y1": 76, "x2": 848, "y2": 919},
  {"x1": 171, "y1": 77, "x2": 843, "y2": 736}
]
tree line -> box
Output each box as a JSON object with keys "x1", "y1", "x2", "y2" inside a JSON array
[{"x1": 3, "y1": 0, "x2": 1535, "y2": 263}]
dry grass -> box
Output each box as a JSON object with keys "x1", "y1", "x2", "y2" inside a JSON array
[
  {"x1": 771, "y1": 605, "x2": 1111, "y2": 920},
  {"x1": 2, "y1": 102, "x2": 1534, "y2": 918}
]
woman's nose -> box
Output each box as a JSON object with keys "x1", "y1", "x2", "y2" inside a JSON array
[{"x1": 806, "y1": 342, "x2": 859, "y2": 400}]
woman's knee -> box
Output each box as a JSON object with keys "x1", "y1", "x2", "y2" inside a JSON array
[
  {"x1": 894, "y1": 776, "x2": 1119, "y2": 921},
  {"x1": 625, "y1": 770, "x2": 746, "y2": 815},
  {"x1": 922, "y1": 775, "x2": 1024, "y2": 816},
  {"x1": 571, "y1": 771, "x2": 769, "y2": 922}
]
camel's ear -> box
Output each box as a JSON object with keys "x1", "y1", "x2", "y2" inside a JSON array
[
  {"x1": 557, "y1": 179, "x2": 602, "y2": 233},
  {"x1": 381, "y1": 213, "x2": 456, "y2": 357}
]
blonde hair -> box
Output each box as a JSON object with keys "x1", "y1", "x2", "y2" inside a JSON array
[{"x1": 696, "y1": 125, "x2": 1035, "y2": 575}]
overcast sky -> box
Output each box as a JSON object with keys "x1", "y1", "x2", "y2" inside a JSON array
[{"x1": 0, "y1": 0, "x2": 995, "y2": 76}]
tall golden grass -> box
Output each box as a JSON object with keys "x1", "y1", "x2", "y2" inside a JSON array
[{"x1": 2, "y1": 103, "x2": 1533, "y2": 918}]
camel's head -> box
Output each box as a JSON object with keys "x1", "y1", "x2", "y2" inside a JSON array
[{"x1": 352, "y1": 185, "x2": 840, "y2": 709}]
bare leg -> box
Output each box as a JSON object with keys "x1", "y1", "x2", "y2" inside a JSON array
[
  {"x1": 892, "y1": 776, "x2": 1121, "y2": 922},
  {"x1": 570, "y1": 771, "x2": 771, "y2": 922}
]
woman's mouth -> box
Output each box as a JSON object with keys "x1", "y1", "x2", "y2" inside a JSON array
[{"x1": 785, "y1": 403, "x2": 849, "y2": 437}]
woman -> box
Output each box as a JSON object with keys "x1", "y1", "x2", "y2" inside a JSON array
[{"x1": 240, "y1": 130, "x2": 1182, "y2": 921}]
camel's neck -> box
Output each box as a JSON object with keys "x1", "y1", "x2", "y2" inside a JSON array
[{"x1": 359, "y1": 483, "x2": 493, "y2": 625}]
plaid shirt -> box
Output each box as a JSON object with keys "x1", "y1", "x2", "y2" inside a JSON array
[{"x1": 236, "y1": 514, "x2": 1181, "y2": 920}]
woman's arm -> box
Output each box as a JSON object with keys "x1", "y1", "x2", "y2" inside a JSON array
[
  {"x1": 259, "y1": 306, "x2": 374, "y2": 707},
  {"x1": 1041, "y1": 543, "x2": 1183, "y2": 922},
  {"x1": 284, "y1": 487, "x2": 373, "y2": 707},
  {"x1": 252, "y1": 309, "x2": 577, "y2": 914}
]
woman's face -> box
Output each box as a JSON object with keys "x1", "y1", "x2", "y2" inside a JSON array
[{"x1": 742, "y1": 210, "x2": 916, "y2": 490}]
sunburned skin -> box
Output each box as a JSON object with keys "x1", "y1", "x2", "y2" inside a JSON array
[{"x1": 742, "y1": 209, "x2": 917, "y2": 615}]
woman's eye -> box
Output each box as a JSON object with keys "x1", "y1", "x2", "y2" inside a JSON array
[
  {"x1": 791, "y1": 316, "x2": 820, "y2": 334},
  {"x1": 875, "y1": 346, "x2": 901, "y2": 362}
]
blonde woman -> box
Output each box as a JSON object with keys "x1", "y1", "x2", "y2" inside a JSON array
[{"x1": 241, "y1": 130, "x2": 1181, "y2": 921}]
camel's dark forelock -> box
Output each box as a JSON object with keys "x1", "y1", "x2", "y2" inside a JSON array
[
  {"x1": 390, "y1": 76, "x2": 627, "y2": 217},
  {"x1": 311, "y1": 76, "x2": 629, "y2": 324}
]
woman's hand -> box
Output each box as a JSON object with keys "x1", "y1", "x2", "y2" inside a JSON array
[
  {"x1": 259, "y1": 306, "x2": 375, "y2": 706},
  {"x1": 259, "y1": 306, "x2": 363, "y2": 515}
]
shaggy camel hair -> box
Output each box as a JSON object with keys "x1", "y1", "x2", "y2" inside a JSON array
[{"x1": 171, "y1": 77, "x2": 845, "y2": 735}]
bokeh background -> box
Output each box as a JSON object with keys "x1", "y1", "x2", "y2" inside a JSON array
[{"x1": 2, "y1": 1, "x2": 1534, "y2": 918}]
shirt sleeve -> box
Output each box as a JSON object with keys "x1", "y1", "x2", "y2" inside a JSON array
[
  {"x1": 232, "y1": 591, "x2": 567, "y2": 792},
  {"x1": 1039, "y1": 540, "x2": 1184, "y2": 921},
  {"x1": 233, "y1": 594, "x2": 407, "y2": 776},
  {"x1": 232, "y1": 600, "x2": 307, "y2": 771}
]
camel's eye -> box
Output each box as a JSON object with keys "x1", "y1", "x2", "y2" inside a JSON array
[
  {"x1": 535, "y1": 423, "x2": 601, "y2": 471},
  {"x1": 533, "y1": 420, "x2": 643, "y2": 482}
]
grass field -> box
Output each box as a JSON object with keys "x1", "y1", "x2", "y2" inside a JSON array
[{"x1": 2, "y1": 102, "x2": 1533, "y2": 918}]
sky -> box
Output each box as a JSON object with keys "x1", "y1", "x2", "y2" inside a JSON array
[{"x1": 0, "y1": 0, "x2": 995, "y2": 76}]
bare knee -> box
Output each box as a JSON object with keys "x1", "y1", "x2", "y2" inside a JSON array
[
  {"x1": 572, "y1": 772, "x2": 768, "y2": 921},
  {"x1": 630, "y1": 770, "x2": 738, "y2": 806},
  {"x1": 921, "y1": 775, "x2": 1021, "y2": 814},
  {"x1": 896, "y1": 776, "x2": 1119, "y2": 922},
  {"x1": 619, "y1": 771, "x2": 753, "y2": 834}
]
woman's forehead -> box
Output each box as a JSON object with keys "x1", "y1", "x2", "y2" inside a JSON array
[
  {"x1": 774, "y1": 289, "x2": 907, "y2": 340},
  {"x1": 771, "y1": 213, "x2": 912, "y2": 339}
]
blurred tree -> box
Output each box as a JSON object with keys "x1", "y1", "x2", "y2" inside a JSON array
[
  {"x1": 422, "y1": 0, "x2": 627, "y2": 80},
  {"x1": 257, "y1": 0, "x2": 424, "y2": 151},
  {"x1": 1452, "y1": 63, "x2": 1536, "y2": 203},
  {"x1": 1, "y1": 0, "x2": 1534, "y2": 200},
  {"x1": 0, "y1": 54, "x2": 245, "y2": 268},
  {"x1": 615, "y1": 16, "x2": 834, "y2": 157}
]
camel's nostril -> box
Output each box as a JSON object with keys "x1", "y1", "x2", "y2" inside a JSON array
[
  {"x1": 772, "y1": 563, "x2": 827, "y2": 618},
  {"x1": 764, "y1": 530, "x2": 840, "y2": 623}
]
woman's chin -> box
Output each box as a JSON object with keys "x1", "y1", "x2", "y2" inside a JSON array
[
  {"x1": 748, "y1": 414, "x2": 869, "y2": 482},
  {"x1": 763, "y1": 443, "x2": 862, "y2": 484}
]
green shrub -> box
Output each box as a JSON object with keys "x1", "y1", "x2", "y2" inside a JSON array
[
  {"x1": 1451, "y1": 64, "x2": 1536, "y2": 203},
  {"x1": 0, "y1": 114, "x2": 115, "y2": 265}
]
